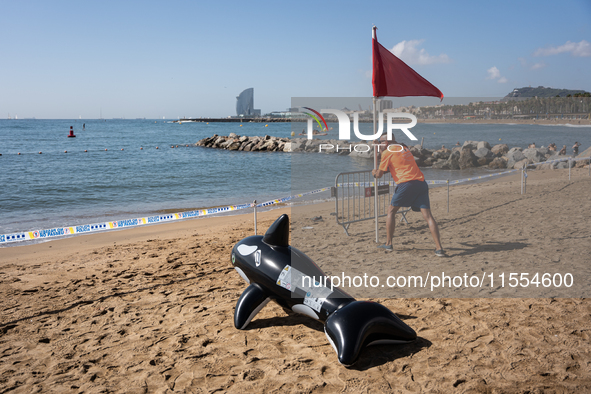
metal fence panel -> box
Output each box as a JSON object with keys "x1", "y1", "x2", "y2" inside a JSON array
[{"x1": 334, "y1": 170, "x2": 409, "y2": 235}]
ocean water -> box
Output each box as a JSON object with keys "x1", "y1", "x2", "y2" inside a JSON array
[{"x1": 1, "y1": 119, "x2": 589, "y2": 236}]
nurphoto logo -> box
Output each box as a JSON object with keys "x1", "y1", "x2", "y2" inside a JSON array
[
  {"x1": 300, "y1": 107, "x2": 418, "y2": 141},
  {"x1": 299, "y1": 107, "x2": 419, "y2": 153}
]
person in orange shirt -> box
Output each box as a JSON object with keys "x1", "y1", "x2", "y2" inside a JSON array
[{"x1": 372, "y1": 135, "x2": 445, "y2": 256}]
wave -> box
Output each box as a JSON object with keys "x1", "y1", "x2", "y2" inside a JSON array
[{"x1": 539, "y1": 123, "x2": 591, "y2": 128}]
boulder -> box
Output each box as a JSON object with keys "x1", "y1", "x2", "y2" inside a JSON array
[
  {"x1": 474, "y1": 147, "x2": 495, "y2": 159},
  {"x1": 228, "y1": 132, "x2": 238, "y2": 138},
  {"x1": 556, "y1": 162, "x2": 569, "y2": 169},
  {"x1": 575, "y1": 146, "x2": 591, "y2": 167},
  {"x1": 442, "y1": 150, "x2": 461, "y2": 170},
  {"x1": 432, "y1": 149, "x2": 450, "y2": 160},
  {"x1": 491, "y1": 144, "x2": 509, "y2": 156},
  {"x1": 261, "y1": 140, "x2": 277, "y2": 151},
  {"x1": 476, "y1": 141, "x2": 491, "y2": 150},
  {"x1": 459, "y1": 147, "x2": 477, "y2": 169},
  {"x1": 289, "y1": 141, "x2": 304, "y2": 152},
  {"x1": 546, "y1": 153, "x2": 564, "y2": 162},
  {"x1": 536, "y1": 162, "x2": 557, "y2": 170},
  {"x1": 252, "y1": 140, "x2": 265, "y2": 151},
  {"x1": 431, "y1": 158, "x2": 452, "y2": 170},
  {"x1": 513, "y1": 158, "x2": 532, "y2": 169},
  {"x1": 462, "y1": 141, "x2": 479, "y2": 150},
  {"x1": 522, "y1": 148, "x2": 546, "y2": 163},
  {"x1": 477, "y1": 157, "x2": 489, "y2": 166},
  {"x1": 227, "y1": 141, "x2": 241, "y2": 150},
  {"x1": 575, "y1": 157, "x2": 590, "y2": 168},
  {"x1": 304, "y1": 139, "x2": 321, "y2": 152},
  {"x1": 506, "y1": 149, "x2": 526, "y2": 169},
  {"x1": 219, "y1": 138, "x2": 234, "y2": 149},
  {"x1": 423, "y1": 157, "x2": 436, "y2": 167},
  {"x1": 410, "y1": 146, "x2": 420, "y2": 156},
  {"x1": 488, "y1": 157, "x2": 507, "y2": 169}
]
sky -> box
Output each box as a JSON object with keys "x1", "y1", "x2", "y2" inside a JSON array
[{"x1": 1, "y1": 0, "x2": 590, "y2": 119}]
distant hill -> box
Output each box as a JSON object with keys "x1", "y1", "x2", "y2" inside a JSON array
[{"x1": 503, "y1": 86, "x2": 590, "y2": 101}]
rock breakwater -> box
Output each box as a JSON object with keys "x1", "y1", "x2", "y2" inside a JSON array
[{"x1": 196, "y1": 134, "x2": 591, "y2": 170}]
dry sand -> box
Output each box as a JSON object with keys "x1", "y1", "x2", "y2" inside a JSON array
[{"x1": 1, "y1": 169, "x2": 590, "y2": 393}]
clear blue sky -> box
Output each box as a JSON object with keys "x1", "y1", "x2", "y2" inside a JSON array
[{"x1": 2, "y1": 0, "x2": 590, "y2": 119}]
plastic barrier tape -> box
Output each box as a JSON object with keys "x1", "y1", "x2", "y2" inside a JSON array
[{"x1": 1, "y1": 189, "x2": 331, "y2": 244}]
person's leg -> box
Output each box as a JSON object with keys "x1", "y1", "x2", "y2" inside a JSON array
[
  {"x1": 420, "y1": 208, "x2": 443, "y2": 251},
  {"x1": 385, "y1": 205, "x2": 400, "y2": 246}
]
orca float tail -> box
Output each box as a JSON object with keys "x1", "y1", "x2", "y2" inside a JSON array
[{"x1": 323, "y1": 301, "x2": 417, "y2": 366}]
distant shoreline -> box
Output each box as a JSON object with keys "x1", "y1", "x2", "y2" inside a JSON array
[
  {"x1": 177, "y1": 117, "x2": 591, "y2": 126},
  {"x1": 419, "y1": 118, "x2": 591, "y2": 126}
]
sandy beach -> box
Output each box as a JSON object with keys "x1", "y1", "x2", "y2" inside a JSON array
[{"x1": 1, "y1": 168, "x2": 591, "y2": 393}]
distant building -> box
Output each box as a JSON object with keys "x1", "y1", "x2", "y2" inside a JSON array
[
  {"x1": 236, "y1": 88, "x2": 261, "y2": 117},
  {"x1": 378, "y1": 100, "x2": 393, "y2": 111}
]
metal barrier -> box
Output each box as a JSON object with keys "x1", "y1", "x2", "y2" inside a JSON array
[{"x1": 333, "y1": 170, "x2": 410, "y2": 236}]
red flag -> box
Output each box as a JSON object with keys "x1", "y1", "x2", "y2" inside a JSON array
[{"x1": 372, "y1": 28, "x2": 443, "y2": 100}]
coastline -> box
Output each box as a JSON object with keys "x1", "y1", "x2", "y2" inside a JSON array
[
  {"x1": 1, "y1": 168, "x2": 590, "y2": 392},
  {"x1": 419, "y1": 117, "x2": 591, "y2": 125}
]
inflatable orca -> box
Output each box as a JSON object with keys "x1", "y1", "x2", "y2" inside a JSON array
[{"x1": 231, "y1": 214, "x2": 416, "y2": 366}]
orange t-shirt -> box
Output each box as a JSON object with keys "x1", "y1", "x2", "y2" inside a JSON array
[{"x1": 378, "y1": 145, "x2": 424, "y2": 184}]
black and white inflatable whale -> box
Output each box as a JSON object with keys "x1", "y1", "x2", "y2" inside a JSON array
[{"x1": 231, "y1": 214, "x2": 416, "y2": 366}]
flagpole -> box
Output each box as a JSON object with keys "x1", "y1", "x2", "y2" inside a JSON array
[{"x1": 373, "y1": 26, "x2": 379, "y2": 244}]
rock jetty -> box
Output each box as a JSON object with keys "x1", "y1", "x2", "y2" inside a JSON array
[{"x1": 196, "y1": 134, "x2": 591, "y2": 170}]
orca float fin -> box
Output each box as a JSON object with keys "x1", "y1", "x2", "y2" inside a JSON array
[
  {"x1": 262, "y1": 214, "x2": 290, "y2": 247},
  {"x1": 234, "y1": 283, "x2": 271, "y2": 330},
  {"x1": 324, "y1": 301, "x2": 417, "y2": 366}
]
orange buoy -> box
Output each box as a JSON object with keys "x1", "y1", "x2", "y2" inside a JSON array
[
  {"x1": 105, "y1": 149, "x2": 108, "y2": 151},
  {"x1": 121, "y1": 148, "x2": 124, "y2": 151},
  {"x1": 84, "y1": 150, "x2": 87, "y2": 152},
  {"x1": 140, "y1": 147, "x2": 143, "y2": 150},
  {"x1": 18, "y1": 153, "x2": 21, "y2": 155},
  {"x1": 39, "y1": 151, "x2": 42, "y2": 154},
  {"x1": 156, "y1": 147, "x2": 159, "y2": 149},
  {"x1": 64, "y1": 150, "x2": 67, "y2": 153}
]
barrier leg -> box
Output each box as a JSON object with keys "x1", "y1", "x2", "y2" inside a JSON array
[
  {"x1": 253, "y1": 200, "x2": 257, "y2": 235},
  {"x1": 521, "y1": 167, "x2": 524, "y2": 194},
  {"x1": 569, "y1": 158, "x2": 571, "y2": 181},
  {"x1": 446, "y1": 180, "x2": 450, "y2": 213}
]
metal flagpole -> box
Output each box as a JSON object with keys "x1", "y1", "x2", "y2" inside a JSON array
[
  {"x1": 373, "y1": 96, "x2": 379, "y2": 244},
  {"x1": 373, "y1": 26, "x2": 379, "y2": 244}
]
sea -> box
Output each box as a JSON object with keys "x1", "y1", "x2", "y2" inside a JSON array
[{"x1": 1, "y1": 119, "x2": 589, "y2": 239}]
